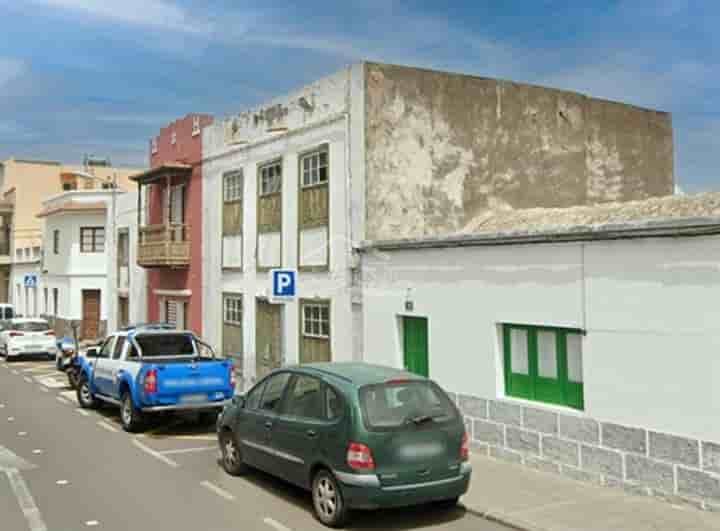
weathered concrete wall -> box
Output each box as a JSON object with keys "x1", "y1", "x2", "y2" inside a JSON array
[{"x1": 365, "y1": 63, "x2": 674, "y2": 241}]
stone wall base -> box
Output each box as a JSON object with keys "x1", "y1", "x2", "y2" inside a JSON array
[{"x1": 448, "y1": 392, "x2": 720, "y2": 511}]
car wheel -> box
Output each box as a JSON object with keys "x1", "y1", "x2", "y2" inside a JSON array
[
  {"x1": 199, "y1": 410, "x2": 219, "y2": 426},
  {"x1": 219, "y1": 430, "x2": 247, "y2": 476},
  {"x1": 76, "y1": 377, "x2": 97, "y2": 409},
  {"x1": 312, "y1": 469, "x2": 348, "y2": 528},
  {"x1": 120, "y1": 393, "x2": 144, "y2": 432}
]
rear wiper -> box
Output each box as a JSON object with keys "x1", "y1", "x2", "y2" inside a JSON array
[{"x1": 405, "y1": 414, "x2": 434, "y2": 425}]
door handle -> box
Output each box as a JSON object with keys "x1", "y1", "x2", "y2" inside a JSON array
[
  {"x1": 264, "y1": 421, "x2": 273, "y2": 430},
  {"x1": 306, "y1": 430, "x2": 317, "y2": 439}
]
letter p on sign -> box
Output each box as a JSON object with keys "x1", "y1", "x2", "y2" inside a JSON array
[{"x1": 271, "y1": 269, "x2": 296, "y2": 299}]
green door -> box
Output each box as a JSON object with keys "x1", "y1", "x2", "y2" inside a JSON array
[{"x1": 403, "y1": 317, "x2": 429, "y2": 377}]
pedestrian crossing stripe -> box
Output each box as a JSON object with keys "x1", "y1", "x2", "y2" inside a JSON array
[{"x1": 37, "y1": 377, "x2": 67, "y2": 389}]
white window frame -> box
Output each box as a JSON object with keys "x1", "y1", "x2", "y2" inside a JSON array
[
  {"x1": 300, "y1": 149, "x2": 329, "y2": 188},
  {"x1": 223, "y1": 171, "x2": 243, "y2": 202},
  {"x1": 302, "y1": 303, "x2": 330, "y2": 339},
  {"x1": 223, "y1": 296, "x2": 242, "y2": 325},
  {"x1": 259, "y1": 161, "x2": 282, "y2": 196}
]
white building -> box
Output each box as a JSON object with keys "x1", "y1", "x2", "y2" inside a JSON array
[
  {"x1": 360, "y1": 195, "x2": 720, "y2": 510},
  {"x1": 11, "y1": 247, "x2": 42, "y2": 318},
  {"x1": 38, "y1": 189, "x2": 124, "y2": 340},
  {"x1": 106, "y1": 191, "x2": 147, "y2": 332}
]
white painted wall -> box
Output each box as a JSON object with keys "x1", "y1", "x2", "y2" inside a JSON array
[
  {"x1": 203, "y1": 65, "x2": 366, "y2": 388},
  {"x1": 361, "y1": 236, "x2": 720, "y2": 444},
  {"x1": 106, "y1": 192, "x2": 147, "y2": 332}
]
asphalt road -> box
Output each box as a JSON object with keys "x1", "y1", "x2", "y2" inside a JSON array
[{"x1": 0, "y1": 358, "x2": 510, "y2": 531}]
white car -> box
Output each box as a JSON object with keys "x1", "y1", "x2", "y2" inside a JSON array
[{"x1": 0, "y1": 318, "x2": 57, "y2": 361}]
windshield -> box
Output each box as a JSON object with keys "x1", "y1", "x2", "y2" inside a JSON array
[
  {"x1": 359, "y1": 380, "x2": 458, "y2": 430},
  {"x1": 13, "y1": 321, "x2": 50, "y2": 332},
  {"x1": 135, "y1": 334, "x2": 196, "y2": 357}
]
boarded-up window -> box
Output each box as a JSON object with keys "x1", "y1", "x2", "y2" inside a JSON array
[
  {"x1": 162, "y1": 299, "x2": 187, "y2": 330},
  {"x1": 257, "y1": 160, "x2": 282, "y2": 270},
  {"x1": 300, "y1": 300, "x2": 331, "y2": 363},
  {"x1": 299, "y1": 146, "x2": 329, "y2": 269},
  {"x1": 223, "y1": 170, "x2": 243, "y2": 269}
]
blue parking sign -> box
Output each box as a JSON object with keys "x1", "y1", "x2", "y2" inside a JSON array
[{"x1": 271, "y1": 269, "x2": 296, "y2": 298}]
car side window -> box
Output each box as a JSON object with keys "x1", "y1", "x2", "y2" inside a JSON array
[
  {"x1": 97, "y1": 337, "x2": 115, "y2": 359},
  {"x1": 284, "y1": 375, "x2": 324, "y2": 420},
  {"x1": 112, "y1": 337, "x2": 126, "y2": 360},
  {"x1": 326, "y1": 386, "x2": 343, "y2": 421},
  {"x1": 246, "y1": 381, "x2": 266, "y2": 411},
  {"x1": 259, "y1": 373, "x2": 291, "y2": 413},
  {"x1": 127, "y1": 342, "x2": 139, "y2": 360}
]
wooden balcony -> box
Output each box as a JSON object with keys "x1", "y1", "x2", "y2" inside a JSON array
[{"x1": 137, "y1": 224, "x2": 190, "y2": 268}]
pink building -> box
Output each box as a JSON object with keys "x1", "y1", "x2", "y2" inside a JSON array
[{"x1": 131, "y1": 114, "x2": 213, "y2": 335}]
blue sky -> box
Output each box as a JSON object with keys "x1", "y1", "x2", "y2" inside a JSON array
[{"x1": 0, "y1": 0, "x2": 717, "y2": 191}]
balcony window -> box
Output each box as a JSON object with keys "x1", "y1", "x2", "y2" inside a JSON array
[{"x1": 80, "y1": 227, "x2": 105, "y2": 253}]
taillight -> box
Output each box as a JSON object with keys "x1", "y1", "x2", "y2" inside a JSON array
[
  {"x1": 460, "y1": 432, "x2": 469, "y2": 461},
  {"x1": 9, "y1": 332, "x2": 23, "y2": 337},
  {"x1": 229, "y1": 365, "x2": 236, "y2": 389},
  {"x1": 144, "y1": 369, "x2": 158, "y2": 394},
  {"x1": 347, "y1": 443, "x2": 375, "y2": 470}
]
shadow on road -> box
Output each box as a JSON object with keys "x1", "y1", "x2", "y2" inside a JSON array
[{"x1": 241, "y1": 467, "x2": 467, "y2": 530}]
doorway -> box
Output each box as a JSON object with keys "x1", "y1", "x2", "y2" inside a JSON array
[
  {"x1": 403, "y1": 316, "x2": 429, "y2": 377},
  {"x1": 255, "y1": 299, "x2": 282, "y2": 381},
  {"x1": 82, "y1": 290, "x2": 101, "y2": 339}
]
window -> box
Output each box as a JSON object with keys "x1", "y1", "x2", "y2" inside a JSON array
[
  {"x1": 98, "y1": 337, "x2": 115, "y2": 359},
  {"x1": 303, "y1": 303, "x2": 330, "y2": 339},
  {"x1": 326, "y1": 386, "x2": 342, "y2": 421},
  {"x1": 53, "y1": 288, "x2": 58, "y2": 316},
  {"x1": 223, "y1": 171, "x2": 243, "y2": 202},
  {"x1": 259, "y1": 372, "x2": 291, "y2": 412},
  {"x1": 32, "y1": 246, "x2": 40, "y2": 260},
  {"x1": 192, "y1": 116, "x2": 201, "y2": 137},
  {"x1": 259, "y1": 161, "x2": 282, "y2": 196},
  {"x1": 284, "y1": 375, "x2": 324, "y2": 420},
  {"x1": 15, "y1": 249, "x2": 22, "y2": 262},
  {"x1": 80, "y1": 227, "x2": 105, "y2": 253},
  {"x1": 135, "y1": 334, "x2": 195, "y2": 357},
  {"x1": 300, "y1": 149, "x2": 328, "y2": 188},
  {"x1": 224, "y1": 296, "x2": 242, "y2": 325},
  {"x1": 53, "y1": 230, "x2": 60, "y2": 254},
  {"x1": 118, "y1": 231, "x2": 129, "y2": 267},
  {"x1": 151, "y1": 137, "x2": 158, "y2": 154},
  {"x1": 43, "y1": 288, "x2": 48, "y2": 314},
  {"x1": 24, "y1": 248, "x2": 30, "y2": 259},
  {"x1": 246, "y1": 380, "x2": 266, "y2": 411},
  {"x1": 503, "y1": 324, "x2": 584, "y2": 410},
  {"x1": 112, "y1": 337, "x2": 126, "y2": 360},
  {"x1": 171, "y1": 131, "x2": 177, "y2": 145},
  {"x1": 169, "y1": 185, "x2": 185, "y2": 225}
]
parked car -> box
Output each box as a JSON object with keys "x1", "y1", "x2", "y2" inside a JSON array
[
  {"x1": 216, "y1": 363, "x2": 471, "y2": 528},
  {"x1": 0, "y1": 318, "x2": 57, "y2": 361},
  {"x1": 76, "y1": 324, "x2": 235, "y2": 432}
]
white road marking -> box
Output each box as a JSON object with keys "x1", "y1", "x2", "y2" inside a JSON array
[
  {"x1": 24, "y1": 377, "x2": 32, "y2": 383},
  {"x1": 12, "y1": 370, "x2": 19, "y2": 375},
  {"x1": 6, "y1": 469, "x2": 48, "y2": 531},
  {"x1": 200, "y1": 480, "x2": 236, "y2": 501},
  {"x1": 76, "y1": 408, "x2": 90, "y2": 417},
  {"x1": 37, "y1": 377, "x2": 67, "y2": 389},
  {"x1": 0, "y1": 403, "x2": 4, "y2": 408},
  {"x1": 18, "y1": 432, "x2": 27, "y2": 437},
  {"x1": 263, "y1": 517, "x2": 293, "y2": 531},
  {"x1": 32, "y1": 450, "x2": 43, "y2": 455},
  {"x1": 86, "y1": 520, "x2": 100, "y2": 527},
  {"x1": 131, "y1": 439, "x2": 180, "y2": 468},
  {"x1": 160, "y1": 446, "x2": 216, "y2": 455},
  {"x1": 55, "y1": 480, "x2": 69, "y2": 486},
  {"x1": 97, "y1": 421, "x2": 118, "y2": 433},
  {"x1": 56, "y1": 396, "x2": 71, "y2": 405},
  {"x1": 8, "y1": 417, "x2": 14, "y2": 421},
  {"x1": 39, "y1": 387, "x2": 49, "y2": 393}
]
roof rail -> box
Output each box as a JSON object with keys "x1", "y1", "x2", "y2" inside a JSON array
[{"x1": 120, "y1": 322, "x2": 176, "y2": 332}]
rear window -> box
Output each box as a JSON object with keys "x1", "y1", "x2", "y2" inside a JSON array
[
  {"x1": 135, "y1": 334, "x2": 196, "y2": 357},
  {"x1": 13, "y1": 321, "x2": 50, "y2": 332},
  {"x1": 359, "y1": 381, "x2": 458, "y2": 430}
]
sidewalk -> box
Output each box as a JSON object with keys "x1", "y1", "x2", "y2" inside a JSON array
[{"x1": 463, "y1": 454, "x2": 720, "y2": 531}]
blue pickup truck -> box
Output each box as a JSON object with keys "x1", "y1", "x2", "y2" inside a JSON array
[{"x1": 76, "y1": 324, "x2": 235, "y2": 432}]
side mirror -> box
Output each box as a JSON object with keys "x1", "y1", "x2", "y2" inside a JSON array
[
  {"x1": 232, "y1": 395, "x2": 245, "y2": 408},
  {"x1": 85, "y1": 347, "x2": 99, "y2": 358}
]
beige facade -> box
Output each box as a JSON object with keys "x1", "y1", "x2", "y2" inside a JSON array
[{"x1": 0, "y1": 158, "x2": 140, "y2": 254}]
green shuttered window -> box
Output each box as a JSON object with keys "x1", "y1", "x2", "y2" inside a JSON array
[{"x1": 503, "y1": 324, "x2": 584, "y2": 410}]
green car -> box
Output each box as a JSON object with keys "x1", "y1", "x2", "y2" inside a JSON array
[{"x1": 216, "y1": 363, "x2": 471, "y2": 527}]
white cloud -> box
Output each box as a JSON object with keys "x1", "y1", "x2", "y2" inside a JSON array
[
  {"x1": 0, "y1": 58, "x2": 24, "y2": 88},
  {"x1": 29, "y1": 0, "x2": 211, "y2": 34}
]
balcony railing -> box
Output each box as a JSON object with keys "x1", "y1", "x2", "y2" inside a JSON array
[{"x1": 137, "y1": 224, "x2": 190, "y2": 268}]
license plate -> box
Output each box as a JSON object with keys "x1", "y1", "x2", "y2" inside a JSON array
[{"x1": 180, "y1": 393, "x2": 208, "y2": 404}]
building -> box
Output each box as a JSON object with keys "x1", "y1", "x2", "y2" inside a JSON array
[
  {"x1": 131, "y1": 114, "x2": 213, "y2": 334},
  {"x1": 37, "y1": 189, "x2": 124, "y2": 339},
  {"x1": 201, "y1": 62, "x2": 673, "y2": 391},
  {"x1": 360, "y1": 192, "x2": 720, "y2": 509},
  {"x1": 0, "y1": 157, "x2": 141, "y2": 313},
  {"x1": 105, "y1": 191, "x2": 147, "y2": 332}
]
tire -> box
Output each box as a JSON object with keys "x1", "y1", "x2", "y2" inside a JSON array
[
  {"x1": 312, "y1": 469, "x2": 348, "y2": 528},
  {"x1": 435, "y1": 497, "x2": 460, "y2": 510},
  {"x1": 199, "y1": 410, "x2": 219, "y2": 426},
  {"x1": 77, "y1": 377, "x2": 97, "y2": 409},
  {"x1": 219, "y1": 430, "x2": 247, "y2": 476},
  {"x1": 120, "y1": 392, "x2": 144, "y2": 433}
]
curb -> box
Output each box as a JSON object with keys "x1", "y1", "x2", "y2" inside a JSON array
[{"x1": 464, "y1": 505, "x2": 553, "y2": 531}]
